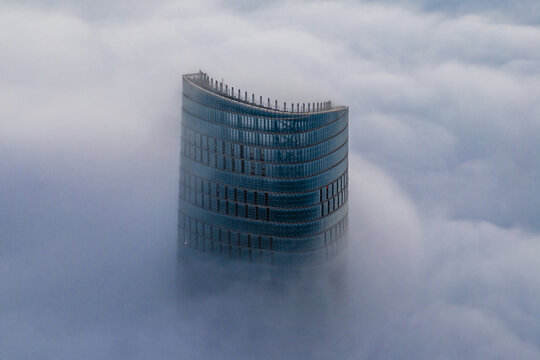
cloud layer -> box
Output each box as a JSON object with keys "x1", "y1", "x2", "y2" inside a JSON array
[{"x1": 1, "y1": 0, "x2": 540, "y2": 359}]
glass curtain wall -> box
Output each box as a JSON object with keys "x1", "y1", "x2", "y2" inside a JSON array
[{"x1": 178, "y1": 72, "x2": 349, "y2": 267}]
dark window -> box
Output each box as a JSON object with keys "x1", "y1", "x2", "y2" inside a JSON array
[{"x1": 265, "y1": 193, "x2": 268, "y2": 206}]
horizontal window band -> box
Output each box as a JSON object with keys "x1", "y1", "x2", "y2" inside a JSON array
[
  {"x1": 178, "y1": 211, "x2": 348, "y2": 255},
  {"x1": 178, "y1": 209, "x2": 348, "y2": 244},
  {"x1": 179, "y1": 221, "x2": 347, "y2": 255},
  {"x1": 179, "y1": 176, "x2": 347, "y2": 210},
  {"x1": 178, "y1": 194, "x2": 348, "y2": 223},
  {"x1": 180, "y1": 155, "x2": 349, "y2": 193},
  {"x1": 181, "y1": 138, "x2": 348, "y2": 176},
  {"x1": 178, "y1": 199, "x2": 348, "y2": 236},
  {"x1": 181, "y1": 107, "x2": 348, "y2": 150},
  {"x1": 179, "y1": 182, "x2": 348, "y2": 219},
  {"x1": 180, "y1": 121, "x2": 348, "y2": 162},
  {"x1": 180, "y1": 152, "x2": 349, "y2": 181},
  {"x1": 181, "y1": 131, "x2": 349, "y2": 165},
  {"x1": 179, "y1": 196, "x2": 348, "y2": 224},
  {"x1": 179, "y1": 166, "x2": 347, "y2": 197}
]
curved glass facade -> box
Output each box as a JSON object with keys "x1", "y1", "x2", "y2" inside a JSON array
[{"x1": 178, "y1": 72, "x2": 349, "y2": 267}]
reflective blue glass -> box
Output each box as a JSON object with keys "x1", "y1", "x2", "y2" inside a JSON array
[{"x1": 178, "y1": 72, "x2": 349, "y2": 267}]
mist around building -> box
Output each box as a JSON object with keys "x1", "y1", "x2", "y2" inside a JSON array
[{"x1": 2, "y1": 0, "x2": 540, "y2": 359}]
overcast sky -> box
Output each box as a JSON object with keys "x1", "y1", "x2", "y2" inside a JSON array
[{"x1": 2, "y1": 0, "x2": 540, "y2": 359}]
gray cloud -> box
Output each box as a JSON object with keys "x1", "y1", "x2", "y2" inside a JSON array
[{"x1": 1, "y1": 0, "x2": 540, "y2": 359}]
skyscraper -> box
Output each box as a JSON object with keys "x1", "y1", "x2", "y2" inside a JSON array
[{"x1": 178, "y1": 71, "x2": 348, "y2": 273}]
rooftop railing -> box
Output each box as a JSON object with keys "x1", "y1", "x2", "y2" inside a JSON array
[{"x1": 185, "y1": 71, "x2": 336, "y2": 114}]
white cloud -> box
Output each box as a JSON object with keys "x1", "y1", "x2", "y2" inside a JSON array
[{"x1": 1, "y1": 0, "x2": 540, "y2": 358}]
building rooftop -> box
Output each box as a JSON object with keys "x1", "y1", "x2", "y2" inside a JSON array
[{"x1": 184, "y1": 71, "x2": 344, "y2": 114}]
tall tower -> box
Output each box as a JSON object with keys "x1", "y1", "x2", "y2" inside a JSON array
[{"x1": 178, "y1": 71, "x2": 348, "y2": 274}]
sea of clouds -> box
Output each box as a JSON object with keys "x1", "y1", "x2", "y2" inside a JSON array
[{"x1": 2, "y1": 0, "x2": 540, "y2": 359}]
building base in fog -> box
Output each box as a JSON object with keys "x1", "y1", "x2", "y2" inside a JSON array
[{"x1": 176, "y1": 243, "x2": 348, "y2": 291}]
